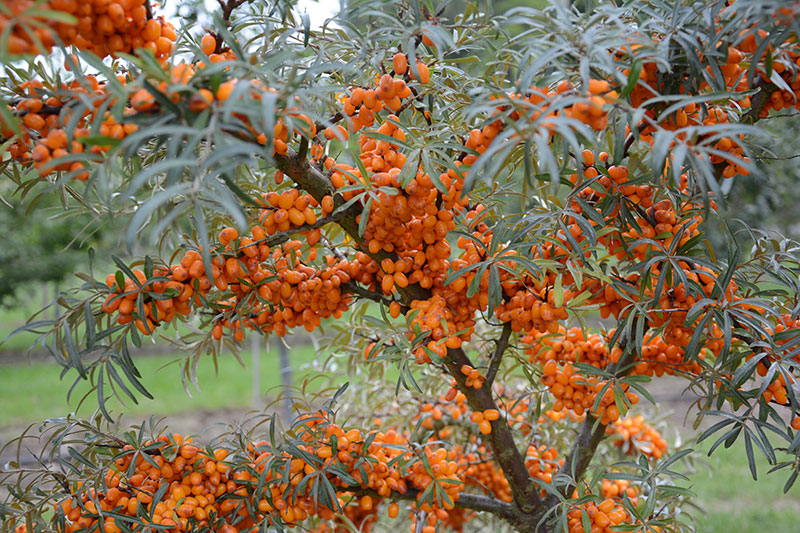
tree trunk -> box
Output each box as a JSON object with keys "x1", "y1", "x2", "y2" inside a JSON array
[{"x1": 251, "y1": 333, "x2": 261, "y2": 408}]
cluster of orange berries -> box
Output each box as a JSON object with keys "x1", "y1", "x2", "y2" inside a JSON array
[
  {"x1": 496, "y1": 280, "x2": 571, "y2": 336},
  {"x1": 406, "y1": 295, "x2": 472, "y2": 362},
  {"x1": 600, "y1": 477, "x2": 639, "y2": 503},
  {"x1": 4, "y1": 67, "x2": 178, "y2": 180},
  {"x1": 743, "y1": 314, "x2": 800, "y2": 406},
  {"x1": 341, "y1": 53, "x2": 426, "y2": 132},
  {"x1": 413, "y1": 386, "x2": 470, "y2": 430},
  {"x1": 571, "y1": 157, "x2": 654, "y2": 210},
  {"x1": 526, "y1": 328, "x2": 631, "y2": 419},
  {"x1": 468, "y1": 408, "x2": 501, "y2": 435},
  {"x1": 101, "y1": 265, "x2": 188, "y2": 335},
  {"x1": 40, "y1": 435, "x2": 240, "y2": 533},
  {"x1": 130, "y1": 58, "x2": 316, "y2": 158},
  {"x1": 524, "y1": 445, "x2": 563, "y2": 496},
  {"x1": 631, "y1": 334, "x2": 706, "y2": 377},
  {"x1": 3, "y1": 77, "x2": 131, "y2": 180},
  {"x1": 560, "y1": 79, "x2": 618, "y2": 131},
  {"x1": 1, "y1": 1, "x2": 58, "y2": 55},
  {"x1": 643, "y1": 264, "x2": 733, "y2": 349},
  {"x1": 487, "y1": 79, "x2": 618, "y2": 140},
  {"x1": 566, "y1": 497, "x2": 630, "y2": 533},
  {"x1": 736, "y1": 26, "x2": 800, "y2": 119},
  {"x1": 323, "y1": 146, "x2": 496, "y2": 363},
  {"x1": 211, "y1": 245, "x2": 353, "y2": 338},
  {"x1": 101, "y1": 226, "x2": 357, "y2": 338},
  {"x1": 528, "y1": 325, "x2": 708, "y2": 377},
  {"x1": 461, "y1": 445, "x2": 512, "y2": 503},
  {"x1": 607, "y1": 415, "x2": 668, "y2": 459},
  {"x1": 564, "y1": 164, "x2": 736, "y2": 362},
  {"x1": 542, "y1": 359, "x2": 638, "y2": 423},
  {"x1": 198, "y1": 34, "x2": 239, "y2": 66},
  {"x1": 357, "y1": 115, "x2": 410, "y2": 173},
  {"x1": 619, "y1": 31, "x2": 800, "y2": 181},
  {"x1": 250, "y1": 420, "x2": 462, "y2": 529},
  {"x1": 525, "y1": 327, "x2": 610, "y2": 368},
  {"x1": 456, "y1": 79, "x2": 619, "y2": 175},
  {"x1": 258, "y1": 189, "x2": 326, "y2": 239},
  {"x1": 568, "y1": 478, "x2": 673, "y2": 533},
  {"x1": 525, "y1": 326, "x2": 711, "y2": 420},
  {"x1": 618, "y1": 199, "x2": 701, "y2": 260},
  {"x1": 35, "y1": 414, "x2": 481, "y2": 533},
  {"x1": 4, "y1": 0, "x2": 175, "y2": 58},
  {"x1": 4, "y1": 53, "x2": 325, "y2": 184}
]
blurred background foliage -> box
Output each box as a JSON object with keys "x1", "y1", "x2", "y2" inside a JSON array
[{"x1": 0, "y1": 187, "x2": 105, "y2": 308}]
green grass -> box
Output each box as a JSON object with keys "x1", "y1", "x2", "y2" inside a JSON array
[
  {"x1": 0, "y1": 293, "x2": 52, "y2": 352},
  {"x1": 692, "y1": 440, "x2": 800, "y2": 531},
  {"x1": 0, "y1": 284, "x2": 388, "y2": 428},
  {"x1": 0, "y1": 345, "x2": 322, "y2": 427}
]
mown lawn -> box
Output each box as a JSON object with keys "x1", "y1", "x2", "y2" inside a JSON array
[
  {"x1": 692, "y1": 440, "x2": 800, "y2": 532},
  {"x1": 0, "y1": 286, "x2": 344, "y2": 426},
  {"x1": 0, "y1": 344, "x2": 321, "y2": 426}
]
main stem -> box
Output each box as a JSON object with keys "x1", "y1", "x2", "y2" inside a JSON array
[{"x1": 275, "y1": 152, "x2": 547, "y2": 527}]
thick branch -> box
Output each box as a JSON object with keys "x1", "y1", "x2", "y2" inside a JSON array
[
  {"x1": 442, "y1": 346, "x2": 542, "y2": 520},
  {"x1": 547, "y1": 328, "x2": 638, "y2": 504},
  {"x1": 548, "y1": 413, "x2": 607, "y2": 502},
  {"x1": 485, "y1": 322, "x2": 512, "y2": 387},
  {"x1": 742, "y1": 76, "x2": 776, "y2": 125}
]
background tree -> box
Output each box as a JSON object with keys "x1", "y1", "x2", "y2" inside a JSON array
[
  {"x1": 2, "y1": 1, "x2": 800, "y2": 533},
  {"x1": 0, "y1": 191, "x2": 98, "y2": 309}
]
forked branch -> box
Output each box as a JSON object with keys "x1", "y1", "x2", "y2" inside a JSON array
[{"x1": 274, "y1": 149, "x2": 545, "y2": 525}]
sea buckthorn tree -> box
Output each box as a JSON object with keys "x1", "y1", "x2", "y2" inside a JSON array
[{"x1": 3, "y1": 0, "x2": 800, "y2": 532}]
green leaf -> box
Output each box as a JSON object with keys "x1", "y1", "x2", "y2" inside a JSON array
[
  {"x1": 63, "y1": 323, "x2": 86, "y2": 379},
  {"x1": 96, "y1": 369, "x2": 114, "y2": 422},
  {"x1": 553, "y1": 273, "x2": 564, "y2": 308},
  {"x1": 361, "y1": 131, "x2": 411, "y2": 150},
  {"x1": 620, "y1": 60, "x2": 642, "y2": 99}
]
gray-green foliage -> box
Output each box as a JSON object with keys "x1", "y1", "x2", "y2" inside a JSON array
[{"x1": 2, "y1": 1, "x2": 800, "y2": 532}]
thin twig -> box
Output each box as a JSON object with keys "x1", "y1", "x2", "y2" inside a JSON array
[
  {"x1": 414, "y1": 510, "x2": 427, "y2": 533},
  {"x1": 27, "y1": 448, "x2": 69, "y2": 492},
  {"x1": 348, "y1": 487, "x2": 514, "y2": 520},
  {"x1": 220, "y1": 0, "x2": 248, "y2": 21}
]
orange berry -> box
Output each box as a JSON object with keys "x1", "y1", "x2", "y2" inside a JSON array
[
  {"x1": 392, "y1": 53, "x2": 407, "y2": 75},
  {"x1": 201, "y1": 34, "x2": 216, "y2": 55}
]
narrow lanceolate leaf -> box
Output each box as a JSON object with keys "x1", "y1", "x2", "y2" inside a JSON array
[{"x1": 63, "y1": 323, "x2": 86, "y2": 379}]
